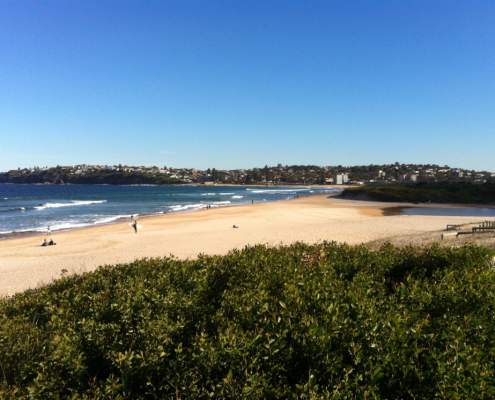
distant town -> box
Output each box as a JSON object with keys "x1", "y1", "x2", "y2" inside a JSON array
[{"x1": 0, "y1": 163, "x2": 494, "y2": 185}]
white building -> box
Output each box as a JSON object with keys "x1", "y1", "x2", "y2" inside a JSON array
[{"x1": 335, "y1": 173, "x2": 349, "y2": 185}]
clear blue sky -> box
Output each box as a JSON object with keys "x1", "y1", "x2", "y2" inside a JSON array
[{"x1": 1, "y1": 0, "x2": 494, "y2": 171}]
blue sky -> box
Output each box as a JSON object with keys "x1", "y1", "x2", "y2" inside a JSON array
[{"x1": 0, "y1": 0, "x2": 494, "y2": 171}]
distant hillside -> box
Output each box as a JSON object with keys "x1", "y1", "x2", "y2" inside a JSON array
[
  {"x1": 1, "y1": 163, "x2": 493, "y2": 185},
  {"x1": 0, "y1": 169, "x2": 183, "y2": 185},
  {"x1": 1, "y1": 243, "x2": 494, "y2": 398},
  {"x1": 341, "y1": 183, "x2": 495, "y2": 204}
]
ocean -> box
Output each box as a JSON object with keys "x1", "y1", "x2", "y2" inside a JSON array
[
  {"x1": 401, "y1": 207, "x2": 495, "y2": 217},
  {"x1": 0, "y1": 183, "x2": 338, "y2": 236}
]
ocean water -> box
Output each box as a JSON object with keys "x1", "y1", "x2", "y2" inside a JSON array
[
  {"x1": 0, "y1": 184, "x2": 338, "y2": 235},
  {"x1": 401, "y1": 207, "x2": 495, "y2": 217}
]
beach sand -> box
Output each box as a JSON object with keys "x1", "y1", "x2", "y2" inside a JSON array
[{"x1": 0, "y1": 195, "x2": 493, "y2": 296}]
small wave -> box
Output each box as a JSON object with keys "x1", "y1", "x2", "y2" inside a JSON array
[
  {"x1": 231, "y1": 195, "x2": 244, "y2": 199},
  {"x1": 167, "y1": 200, "x2": 232, "y2": 212},
  {"x1": 0, "y1": 206, "x2": 28, "y2": 213},
  {"x1": 219, "y1": 192, "x2": 235, "y2": 195},
  {"x1": 1, "y1": 214, "x2": 132, "y2": 235},
  {"x1": 122, "y1": 184, "x2": 159, "y2": 187},
  {"x1": 246, "y1": 188, "x2": 310, "y2": 194},
  {"x1": 168, "y1": 203, "x2": 207, "y2": 212},
  {"x1": 201, "y1": 193, "x2": 216, "y2": 196},
  {"x1": 49, "y1": 221, "x2": 94, "y2": 231},
  {"x1": 45, "y1": 217, "x2": 125, "y2": 231},
  {"x1": 93, "y1": 215, "x2": 131, "y2": 225},
  {"x1": 0, "y1": 226, "x2": 49, "y2": 235},
  {"x1": 35, "y1": 200, "x2": 107, "y2": 210},
  {"x1": 210, "y1": 200, "x2": 231, "y2": 206}
]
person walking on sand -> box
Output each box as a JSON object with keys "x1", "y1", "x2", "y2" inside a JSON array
[{"x1": 131, "y1": 215, "x2": 138, "y2": 234}]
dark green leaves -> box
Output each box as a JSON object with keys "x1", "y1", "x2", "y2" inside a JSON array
[{"x1": 0, "y1": 243, "x2": 494, "y2": 399}]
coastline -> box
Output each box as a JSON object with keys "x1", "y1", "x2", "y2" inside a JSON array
[
  {"x1": 1, "y1": 194, "x2": 494, "y2": 296},
  {"x1": 0, "y1": 186, "x2": 342, "y2": 240}
]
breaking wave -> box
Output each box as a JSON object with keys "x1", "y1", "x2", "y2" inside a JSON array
[
  {"x1": 246, "y1": 188, "x2": 310, "y2": 194},
  {"x1": 35, "y1": 200, "x2": 107, "y2": 210}
]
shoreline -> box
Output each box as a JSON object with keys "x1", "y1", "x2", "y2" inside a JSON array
[
  {"x1": 1, "y1": 192, "x2": 493, "y2": 242},
  {"x1": 1, "y1": 192, "x2": 494, "y2": 242},
  {"x1": 1, "y1": 194, "x2": 494, "y2": 296},
  {"x1": 0, "y1": 187, "x2": 344, "y2": 241},
  {"x1": 3, "y1": 187, "x2": 494, "y2": 241}
]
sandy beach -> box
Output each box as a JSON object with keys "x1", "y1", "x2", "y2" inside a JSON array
[{"x1": 1, "y1": 195, "x2": 494, "y2": 296}]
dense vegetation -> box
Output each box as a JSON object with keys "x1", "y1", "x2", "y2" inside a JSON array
[
  {"x1": 342, "y1": 183, "x2": 495, "y2": 204},
  {"x1": 1, "y1": 243, "x2": 494, "y2": 398}
]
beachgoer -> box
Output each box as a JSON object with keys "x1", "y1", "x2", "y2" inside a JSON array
[
  {"x1": 48, "y1": 239, "x2": 56, "y2": 246},
  {"x1": 131, "y1": 216, "x2": 138, "y2": 233},
  {"x1": 232, "y1": 224, "x2": 239, "y2": 229},
  {"x1": 41, "y1": 239, "x2": 48, "y2": 247}
]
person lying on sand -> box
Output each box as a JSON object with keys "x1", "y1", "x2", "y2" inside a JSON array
[{"x1": 232, "y1": 224, "x2": 239, "y2": 229}]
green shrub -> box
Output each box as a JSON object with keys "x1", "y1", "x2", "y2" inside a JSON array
[
  {"x1": 1, "y1": 243, "x2": 494, "y2": 399},
  {"x1": 341, "y1": 183, "x2": 495, "y2": 204}
]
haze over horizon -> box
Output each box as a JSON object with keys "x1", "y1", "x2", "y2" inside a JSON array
[{"x1": 1, "y1": 1, "x2": 494, "y2": 171}]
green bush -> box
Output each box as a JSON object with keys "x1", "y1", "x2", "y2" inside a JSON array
[
  {"x1": 1, "y1": 243, "x2": 494, "y2": 399},
  {"x1": 342, "y1": 183, "x2": 495, "y2": 204}
]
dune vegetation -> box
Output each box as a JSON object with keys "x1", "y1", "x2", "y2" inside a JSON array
[
  {"x1": 341, "y1": 183, "x2": 495, "y2": 204},
  {"x1": 1, "y1": 242, "x2": 494, "y2": 399}
]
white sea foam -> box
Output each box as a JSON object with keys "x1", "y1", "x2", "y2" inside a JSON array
[
  {"x1": 201, "y1": 193, "x2": 216, "y2": 196},
  {"x1": 167, "y1": 200, "x2": 233, "y2": 212},
  {"x1": 219, "y1": 192, "x2": 235, "y2": 195},
  {"x1": 1, "y1": 214, "x2": 132, "y2": 235},
  {"x1": 35, "y1": 200, "x2": 107, "y2": 210},
  {"x1": 49, "y1": 221, "x2": 94, "y2": 231},
  {"x1": 168, "y1": 203, "x2": 207, "y2": 212},
  {"x1": 246, "y1": 188, "x2": 310, "y2": 194},
  {"x1": 210, "y1": 200, "x2": 231, "y2": 206},
  {"x1": 124, "y1": 184, "x2": 158, "y2": 187},
  {"x1": 93, "y1": 215, "x2": 131, "y2": 225},
  {"x1": 231, "y1": 195, "x2": 244, "y2": 199},
  {"x1": 0, "y1": 226, "x2": 49, "y2": 235}
]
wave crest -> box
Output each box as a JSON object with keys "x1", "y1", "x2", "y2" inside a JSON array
[{"x1": 35, "y1": 200, "x2": 107, "y2": 210}]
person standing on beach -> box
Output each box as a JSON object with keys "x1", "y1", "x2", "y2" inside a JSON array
[{"x1": 131, "y1": 215, "x2": 138, "y2": 234}]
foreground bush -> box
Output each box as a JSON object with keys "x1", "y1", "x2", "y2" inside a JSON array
[{"x1": 1, "y1": 243, "x2": 494, "y2": 399}]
